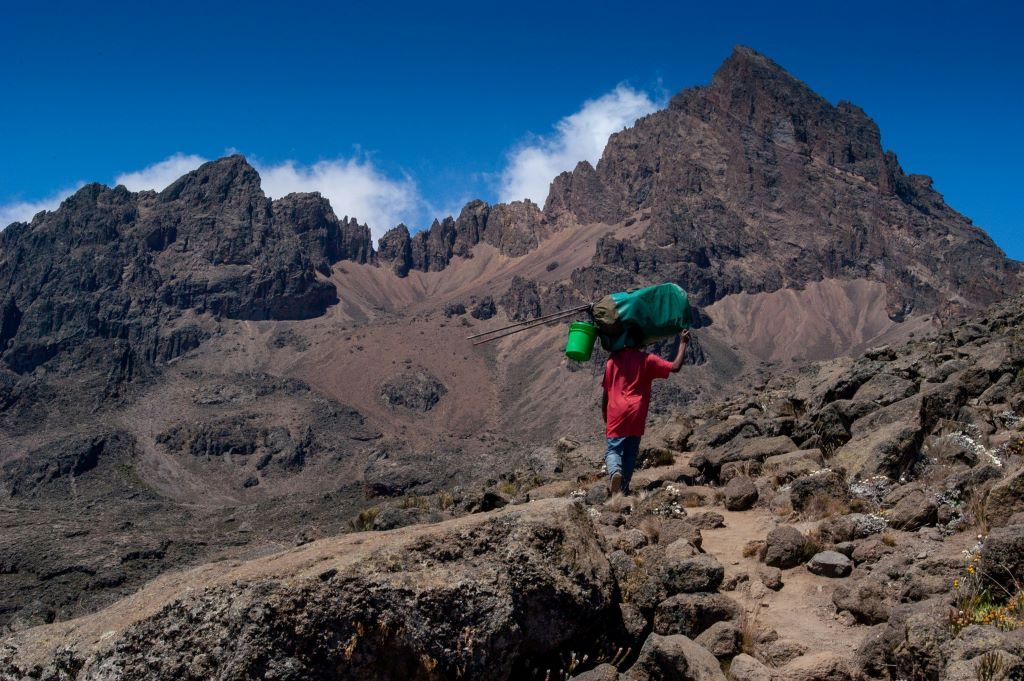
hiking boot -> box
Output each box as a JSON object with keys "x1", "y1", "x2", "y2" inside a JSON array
[{"x1": 609, "y1": 472, "x2": 623, "y2": 496}]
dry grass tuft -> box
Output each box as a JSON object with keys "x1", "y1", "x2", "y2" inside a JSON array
[
  {"x1": 680, "y1": 490, "x2": 705, "y2": 508},
  {"x1": 773, "y1": 498, "x2": 795, "y2": 518},
  {"x1": 742, "y1": 540, "x2": 766, "y2": 560},
  {"x1": 639, "y1": 517, "x2": 661, "y2": 544},
  {"x1": 801, "y1": 528, "x2": 824, "y2": 561},
  {"x1": 738, "y1": 602, "x2": 763, "y2": 656},
  {"x1": 802, "y1": 492, "x2": 850, "y2": 520},
  {"x1": 436, "y1": 490, "x2": 455, "y2": 511},
  {"x1": 966, "y1": 487, "x2": 991, "y2": 535},
  {"x1": 881, "y1": 531, "x2": 897, "y2": 547}
]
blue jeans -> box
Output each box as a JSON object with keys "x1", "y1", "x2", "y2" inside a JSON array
[{"x1": 605, "y1": 436, "x2": 641, "y2": 494}]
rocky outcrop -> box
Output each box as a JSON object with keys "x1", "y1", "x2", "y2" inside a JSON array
[
  {"x1": 0, "y1": 499, "x2": 616, "y2": 680},
  {"x1": 375, "y1": 199, "x2": 549, "y2": 276}
]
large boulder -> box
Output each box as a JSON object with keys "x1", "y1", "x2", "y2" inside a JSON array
[
  {"x1": 777, "y1": 652, "x2": 857, "y2": 681},
  {"x1": 694, "y1": 621, "x2": 740, "y2": 658},
  {"x1": 981, "y1": 524, "x2": 1024, "y2": 594},
  {"x1": 762, "y1": 449, "x2": 824, "y2": 484},
  {"x1": 986, "y1": 467, "x2": 1024, "y2": 528},
  {"x1": 852, "y1": 373, "x2": 917, "y2": 407},
  {"x1": 0, "y1": 499, "x2": 616, "y2": 680},
  {"x1": 652, "y1": 593, "x2": 740, "y2": 638},
  {"x1": 729, "y1": 654, "x2": 773, "y2": 681},
  {"x1": 663, "y1": 554, "x2": 725, "y2": 595},
  {"x1": 832, "y1": 579, "x2": 892, "y2": 624},
  {"x1": 621, "y1": 633, "x2": 726, "y2": 681},
  {"x1": 695, "y1": 436, "x2": 797, "y2": 480},
  {"x1": 789, "y1": 469, "x2": 850, "y2": 513},
  {"x1": 883, "y1": 485, "x2": 938, "y2": 530},
  {"x1": 764, "y1": 526, "x2": 807, "y2": 569},
  {"x1": 724, "y1": 476, "x2": 759, "y2": 511}
]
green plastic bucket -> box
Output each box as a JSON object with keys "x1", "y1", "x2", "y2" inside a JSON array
[{"x1": 565, "y1": 322, "x2": 598, "y2": 361}]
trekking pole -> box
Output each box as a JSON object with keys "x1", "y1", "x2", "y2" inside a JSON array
[
  {"x1": 470, "y1": 306, "x2": 592, "y2": 345},
  {"x1": 465, "y1": 303, "x2": 593, "y2": 341}
]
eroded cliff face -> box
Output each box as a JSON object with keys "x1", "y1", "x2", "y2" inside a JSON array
[{"x1": 0, "y1": 156, "x2": 374, "y2": 383}]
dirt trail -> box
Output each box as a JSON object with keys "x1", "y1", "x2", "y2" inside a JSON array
[{"x1": 700, "y1": 508, "x2": 867, "y2": 658}]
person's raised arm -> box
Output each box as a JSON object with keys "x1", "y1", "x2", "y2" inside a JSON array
[{"x1": 671, "y1": 330, "x2": 690, "y2": 373}]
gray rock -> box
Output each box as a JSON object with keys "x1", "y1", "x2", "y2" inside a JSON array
[
  {"x1": 758, "y1": 566, "x2": 784, "y2": 590},
  {"x1": 763, "y1": 639, "x2": 808, "y2": 666},
  {"x1": 380, "y1": 367, "x2": 447, "y2": 412},
  {"x1": 694, "y1": 620, "x2": 740, "y2": 658},
  {"x1": 986, "y1": 467, "x2": 1024, "y2": 528},
  {"x1": 619, "y1": 602, "x2": 649, "y2": 640},
  {"x1": 621, "y1": 633, "x2": 726, "y2": 681},
  {"x1": 981, "y1": 524, "x2": 1024, "y2": 593},
  {"x1": 832, "y1": 579, "x2": 891, "y2": 624},
  {"x1": 663, "y1": 554, "x2": 725, "y2": 594},
  {"x1": 572, "y1": 663, "x2": 621, "y2": 681},
  {"x1": 778, "y1": 652, "x2": 857, "y2": 681},
  {"x1": 806, "y1": 551, "x2": 853, "y2": 578},
  {"x1": 789, "y1": 469, "x2": 850, "y2": 513},
  {"x1": 852, "y1": 373, "x2": 916, "y2": 407},
  {"x1": 729, "y1": 653, "x2": 773, "y2": 681},
  {"x1": 653, "y1": 593, "x2": 740, "y2": 638},
  {"x1": 883, "y1": 486, "x2": 937, "y2": 530},
  {"x1": 724, "y1": 476, "x2": 759, "y2": 511},
  {"x1": 1, "y1": 499, "x2": 615, "y2": 680}
]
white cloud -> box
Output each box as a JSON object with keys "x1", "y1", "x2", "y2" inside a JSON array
[
  {"x1": 255, "y1": 158, "x2": 420, "y2": 242},
  {"x1": 115, "y1": 153, "x2": 209, "y2": 192},
  {"x1": 0, "y1": 185, "x2": 83, "y2": 228},
  {"x1": 498, "y1": 84, "x2": 661, "y2": 206}
]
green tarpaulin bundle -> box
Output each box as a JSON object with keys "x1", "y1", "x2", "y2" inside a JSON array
[{"x1": 591, "y1": 283, "x2": 692, "y2": 351}]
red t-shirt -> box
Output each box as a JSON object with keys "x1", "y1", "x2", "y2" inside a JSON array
[{"x1": 603, "y1": 348, "x2": 674, "y2": 437}]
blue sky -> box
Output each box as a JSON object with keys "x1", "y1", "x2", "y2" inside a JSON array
[{"x1": 1, "y1": 0, "x2": 1020, "y2": 258}]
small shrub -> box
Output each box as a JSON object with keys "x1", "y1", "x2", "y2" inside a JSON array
[
  {"x1": 881, "y1": 531, "x2": 897, "y2": 547},
  {"x1": 497, "y1": 471, "x2": 542, "y2": 498},
  {"x1": 848, "y1": 497, "x2": 874, "y2": 513},
  {"x1": 400, "y1": 495, "x2": 430, "y2": 510},
  {"x1": 498, "y1": 479, "x2": 519, "y2": 496},
  {"x1": 975, "y1": 651, "x2": 1008, "y2": 681},
  {"x1": 350, "y1": 507, "x2": 380, "y2": 532},
  {"x1": 1005, "y1": 437, "x2": 1024, "y2": 459},
  {"x1": 436, "y1": 490, "x2": 455, "y2": 510},
  {"x1": 950, "y1": 547, "x2": 1024, "y2": 633}
]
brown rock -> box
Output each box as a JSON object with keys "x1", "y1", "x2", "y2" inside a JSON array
[
  {"x1": 724, "y1": 476, "x2": 759, "y2": 511},
  {"x1": 764, "y1": 526, "x2": 807, "y2": 569},
  {"x1": 986, "y1": 467, "x2": 1024, "y2": 528}
]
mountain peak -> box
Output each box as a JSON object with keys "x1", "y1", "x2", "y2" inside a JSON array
[{"x1": 160, "y1": 154, "x2": 263, "y2": 203}]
